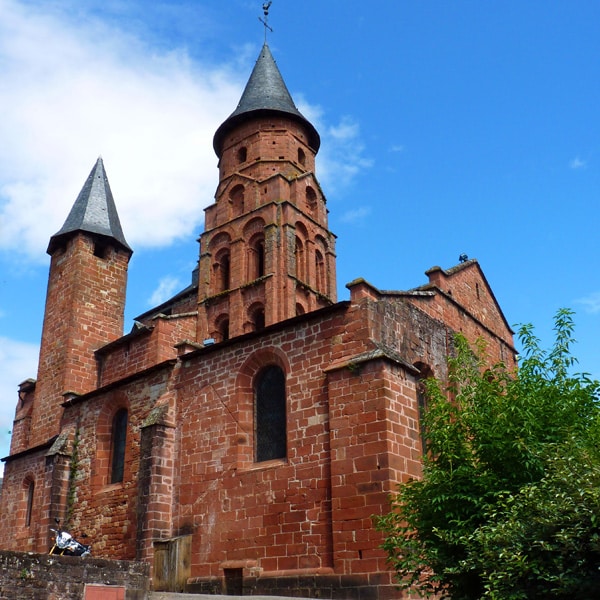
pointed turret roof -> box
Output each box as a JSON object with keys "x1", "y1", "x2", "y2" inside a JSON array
[
  {"x1": 48, "y1": 158, "x2": 131, "y2": 255},
  {"x1": 213, "y1": 43, "x2": 320, "y2": 154}
]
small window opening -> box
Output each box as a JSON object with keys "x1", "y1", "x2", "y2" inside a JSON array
[
  {"x1": 315, "y1": 250, "x2": 325, "y2": 292},
  {"x1": 256, "y1": 241, "x2": 265, "y2": 278},
  {"x1": 219, "y1": 319, "x2": 230, "y2": 342},
  {"x1": 217, "y1": 253, "x2": 231, "y2": 292},
  {"x1": 249, "y1": 238, "x2": 265, "y2": 280},
  {"x1": 224, "y1": 568, "x2": 243, "y2": 595},
  {"x1": 25, "y1": 479, "x2": 34, "y2": 527},
  {"x1": 252, "y1": 307, "x2": 265, "y2": 332},
  {"x1": 414, "y1": 363, "x2": 433, "y2": 454},
  {"x1": 229, "y1": 184, "x2": 244, "y2": 216},
  {"x1": 306, "y1": 186, "x2": 317, "y2": 214},
  {"x1": 93, "y1": 239, "x2": 109, "y2": 259},
  {"x1": 295, "y1": 237, "x2": 305, "y2": 282},
  {"x1": 237, "y1": 147, "x2": 247, "y2": 163},
  {"x1": 110, "y1": 408, "x2": 128, "y2": 484},
  {"x1": 298, "y1": 148, "x2": 306, "y2": 166}
]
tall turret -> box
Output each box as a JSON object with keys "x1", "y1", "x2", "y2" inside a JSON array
[
  {"x1": 197, "y1": 44, "x2": 337, "y2": 342},
  {"x1": 28, "y1": 158, "x2": 132, "y2": 447}
]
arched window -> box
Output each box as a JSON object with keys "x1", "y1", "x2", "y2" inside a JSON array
[
  {"x1": 250, "y1": 306, "x2": 265, "y2": 332},
  {"x1": 110, "y1": 408, "x2": 128, "y2": 484},
  {"x1": 256, "y1": 240, "x2": 265, "y2": 278},
  {"x1": 215, "y1": 251, "x2": 230, "y2": 292},
  {"x1": 25, "y1": 478, "x2": 34, "y2": 527},
  {"x1": 218, "y1": 318, "x2": 230, "y2": 342},
  {"x1": 230, "y1": 184, "x2": 245, "y2": 217},
  {"x1": 295, "y1": 237, "x2": 305, "y2": 282},
  {"x1": 305, "y1": 186, "x2": 317, "y2": 213},
  {"x1": 248, "y1": 236, "x2": 265, "y2": 280},
  {"x1": 315, "y1": 249, "x2": 325, "y2": 292},
  {"x1": 221, "y1": 253, "x2": 230, "y2": 291},
  {"x1": 255, "y1": 365, "x2": 286, "y2": 462}
]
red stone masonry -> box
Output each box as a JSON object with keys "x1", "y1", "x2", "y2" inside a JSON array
[
  {"x1": 97, "y1": 314, "x2": 196, "y2": 387},
  {"x1": 405, "y1": 261, "x2": 515, "y2": 367},
  {"x1": 30, "y1": 234, "x2": 130, "y2": 448},
  {"x1": 14, "y1": 266, "x2": 514, "y2": 597},
  {"x1": 0, "y1": 45, "x2": 518, "y2": 599},
  {"x1": 197, "y1": 116, "x2": 336, "y2": 342}
]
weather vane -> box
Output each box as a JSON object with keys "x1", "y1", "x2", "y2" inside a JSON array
[{"x1": 259, "y1": 1, "x2": 273, "y2": 42}]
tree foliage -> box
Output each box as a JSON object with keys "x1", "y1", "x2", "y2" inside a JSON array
[{"x1": 375, "y1": 309, "x2": 600, "y2": 599}]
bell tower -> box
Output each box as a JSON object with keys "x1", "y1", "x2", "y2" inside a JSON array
[
  {"x1": 197, "y1": 44, "x2": 336, "y2": 342},
  {"x1": 28, "y1": 158, "x2": 132, "y2": 447}
]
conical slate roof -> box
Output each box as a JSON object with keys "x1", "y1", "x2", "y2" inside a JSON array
[
  {"x1": 213, "y1": 43, "x2": 320, "y2": 154},
  {"x1": 47, "y1": 157, "x2": 131, "y2": 255}
]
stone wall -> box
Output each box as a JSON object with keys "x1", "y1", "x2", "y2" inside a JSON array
[{"x1": 0, "y1": 550, "x2": 149, "y2": 600}]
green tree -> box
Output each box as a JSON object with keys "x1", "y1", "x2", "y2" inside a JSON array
[{"x1": 375, "y1": 309, "x2": 600, "y2": 599}]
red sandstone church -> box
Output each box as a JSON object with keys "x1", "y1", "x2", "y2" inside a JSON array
[{"x1": 0, "y1": 43, "x2": 515, "y2": 598}]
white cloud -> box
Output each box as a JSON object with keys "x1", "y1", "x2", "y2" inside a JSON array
[
  {"x1": 319, "y1": 117, "x2": 373, "y2": 193},
  {"x1": 0, "y1": 1, "x2": 371, "y2": 265},
  {"x1": 569, "y1": 156, "x2": 587, "y2": 170},
  {"x1": 390, "y1": 144, "x2": 405, "y2": 153},
  {"x1": 0, "y1": 336, "x2": 40, "y2": 476},
  {"x1": 575, "y1": 292, "x2": 600, "y2": 314},
  {"x1": 148, "y1": 276, "x2": 182, "y2": 306},
  {"x1": 0, "y1": 0, "x2": 245, "y2": 262},
  {"x1": 296, "y1": 101, "x2": 372, "y2": 195},
  {"x1": 340, "y1": 206, "x2": 372, "y2": 224},
  {"x1": 328, "y1": 118, "x2": 360, "y2": 141}
]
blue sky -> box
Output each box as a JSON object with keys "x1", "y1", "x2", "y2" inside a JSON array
[{"x1": 1, "y1": 0, "x2": 599, "y2": 470}]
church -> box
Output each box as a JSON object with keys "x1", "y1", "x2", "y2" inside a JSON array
[{"x1": 0, "y1": 41, "x2": 515, "y2": 598}]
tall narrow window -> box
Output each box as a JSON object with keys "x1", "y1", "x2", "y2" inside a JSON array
[
  {"x1": 111, "y1": 409, "x2": 128, "y2": 484},
  {"x1": 256, "y1": 240, "x2": 265, "y2": 278},
  {"x1": 295, "y1": 237, "x2": 305, "y2": 282},
  {"x1": 305, "y1": 186, "x2": 317, "y2": 215},
  {"x1": 249, "y1": 236, "x2": 265, "y2": 280},
  {"x1": 255, "y1": 366, "x2": 286, "y2": 462},
  {"x1": 218, "y1": 318, "x2": 230, "y2": 342},
  {"x1": 25, "y1": 479, "x2": 34, "y2": 527},
  {"x1": 230, "y1": 184, "x2": 245, "y2": 217},
  {"x1": 315, "y1": 249, "x2": 325, "y2": 292},
  {"x1": 414, "y1": 363, "x2": 433, "y2": 454},
  {"x1": 213, "y1": 251, "x2": 231, "y2": 293},
  {"x1": 251, "y1": 306, "x2": 265, "y2": 332},
  {"x1": 219, "y1": 254, "x2": 231, "y2": 292}
]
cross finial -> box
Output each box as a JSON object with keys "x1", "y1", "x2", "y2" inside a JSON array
[{"x1": 259, "y1": 1, "x2": 273, "y2": 42}]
